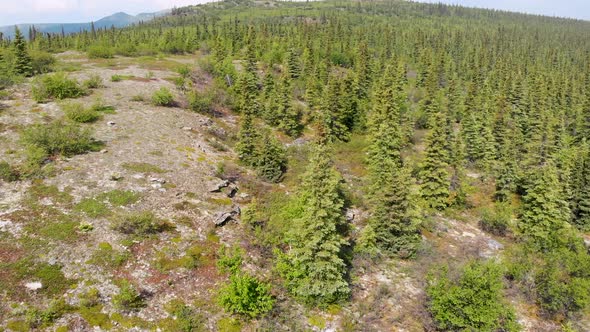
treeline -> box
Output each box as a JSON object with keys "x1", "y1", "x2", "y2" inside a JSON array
[{"x1": 2, "y1": 0, "x2": 590, "y2": 329}]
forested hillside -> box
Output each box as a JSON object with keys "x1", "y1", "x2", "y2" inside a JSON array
[{"x1": 1, "y1": 0, "x2": 589, "y2": 331}]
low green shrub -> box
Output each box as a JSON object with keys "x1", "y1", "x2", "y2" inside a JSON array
[
  {"x1": 506, "y1": 240, "x2": 590, "y2": 318},
  {"x1": 25, "y1": 299, "x2": 73, "y2": 329},
  {"x1": 97, "y1": 189, "x2": 140, "y2": 206},
  {"x1": 88, "y1": 242, "x2": 129, "y2": 269},
  {"x1": 131, "y1": 94, "x2": 145, "y2": 102},
  {"x1": 83, "y1": 74, "x2": 104, "y2": 89},
  {"x1": 115, "y1": 43, "x2": 138, "y2": 57},
  {"x1": 112, "y1": 280, "x2": 145, "y2": 311},
  {"x1": 0, "y1": 161, "x2": 20, "y2": 182},
  {"x1": 217, "y1": 246, "x2": 243, "y2": 275},
  {"x1": 188, "y1": 90, "x2": 213, "y2": 113},
  {"x1": 427, "y1": 261, "x2": 519, "y2": 331},
  {"x1": 21, "y1": 121, "x2": 99, "y2": 159},
  {"x1": 479, "y1": 202, "x2": 513, "y2": 236},
  {"x1": 30, "y1": 50, "x2": 56, "y2": 75},
  {"x1": 62, "y1": 102, "x2": 101, "y2": 123},
  {"x1": 111, "y1": 75, "x2": 123, "y2": 82},
  {"x1": 79, "y1": 288, "x2": 101, "y2": 308},
  {"x1": 89, "y1": 100, "x2": 115, "y2": 115},
  {"x1": 87, "y1": 46, "x2": 114, "y2": 59},
  {"x1": 75, "y1": 198, "x2": 109, "y2": 218},
  {"x1": 111, "y1": 211, "x2": 171, "y2": 236},
  {"x1": 218, "y1": 273, "x2": 274, "y2": 318},
  {"x1": 163, "y1": 300, "x2": 205, "y2": 331},
  {"x1": 31, "y1": 73, "x2": 86, "y2": 102},
  {"x1": 151, "y1": 87, "x2": 175, "y2": 107}
]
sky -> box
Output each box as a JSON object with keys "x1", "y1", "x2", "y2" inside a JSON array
[
  {"x1": 0, "y1": 0, "x2": 211, "y2": 26},
  {"x1": 416, "y1": 0, "x2": 590, "y2": 21},
  {"x1": 1, "y1": 0, "x2": 589, "y2": 26}
]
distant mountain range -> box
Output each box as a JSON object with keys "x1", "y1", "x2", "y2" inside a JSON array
[{"x1": 0, "y1": 10, "x2": 169, "y2": 39}]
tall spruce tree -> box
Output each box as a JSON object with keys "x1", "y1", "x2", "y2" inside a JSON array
[
  {"x1": 519, "y1": 163, "x2": 571, "y2": 250},
  {"x1": 279, "y1": 144, "x2": 350, "y2": 305},
  {"x1": 420, "y1": 109, "x2": 451, "y2": 210},
  {"x1": 366, "y1": 67, "x2": 420, "y2": 257},
  {"x1": 572, "y1": 143, "x2": 590, "y2": 230},
  {"x1": 275, "y1": 75, "x2": 302, "y2": 137},
  {"x1": 317, "y1": 77, "x2": 351, "y2": 142},
  {"x1": 235, "y1": 72, "x2": 260, "y2": 165},
  {"x1": 286, "y1": 48, "x2": 301, "y2": 79},
  {"x1": 254, "y1": 130, "x2": 287, "y2": 183},
  {"x1": 12, "y1": 27, "x2": 32, "y2": 77}
]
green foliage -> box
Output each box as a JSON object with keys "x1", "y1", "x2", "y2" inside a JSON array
[
  {"x1": 97, "y1": 189, "x2": 141, "y2": 206},
  {"x1": 75, "y1": 198, "x2": 110, "y2": 218},
  {"x1": 12, "y1": 27, "x2": 32, "y2": 76},
  {"x1": 427, "y1": 261, "x2": 520, "y2": 331},
  {"x1": 571, "y1": 145, "x2": 590, "y2": 230},
  {"x1": 0, "y1": 50, "x2": 16, "y2": 89},
  {"x1": 87, "y1": 45, "x2": 114, "y2": 59},
  {"x1": 519, "y1": 164, "x2": 570, "y2": 250},
  {"x1": 0, "y1": 161, "x2": 20, "y2": 182},
  {"x1": 235, "y1": 109, "x2": 258, "y2": 165},
  {"x1": 30, "y1": 50, "x2": 56, "y2": 75},
  {"x1": 535, "y1": 249, "x2": 590, "y2": 317},
  {"x1": 62, "y1": 102, "x2": 101, "y2": 123},
  {"x1": 164, "y1": 300, "x2": 205, "y2": 332},
  {"x1": 20, "y1": 121, "x2": 99, "y2": 161},
  {"x1": 89, "y1": 98, "x2": 116, "y2": 113},
  {"x1": 278, "y1": 144, "x2": 350, "y2": 305},
  {"x1": 316, "y1": 76, "x2": 354, "y2": 142},
  {"x1": 25, "y1": 298, "x2": 73, "y2": 329},
  {"x1": 218, "y1": 273, "x2": 274, "y2": 318},
  {"x1": 419, "y1": 110, "x2": 451, "y2": 210},
  {"x1": 188, "y1": 90, "x2": 213, "y2": 113},
  {"x1": 83, "y1": 74, "x2": 104, "y2": 89},
  {"x1": 79, "y1": 288, "x2": 101, "y2": 308},
  {"x1": 365, "y1": 67, "x2": 420, "y2": 257},
  {"x1": 480, "y1": 202, "x2": 513, "y2": 236},
  {"x1": 254, "y1": 131, "x2": 287, "y2": 183},
  {"x1": 111, "y1": 211, "x2": 172, "y2": 237},
  {"x1": 31, "y1": 72, "x2": 86, "y2": 102},
  {"x1": 113, "y1": 280, "x2": 145, "y2": 311},
  {"x1": 88, "y1": 242, "x2": 130, "y2": 269},
  {"x1": 506, "y1": 241, "x2": 590, "y2": 319},
  {"x1": 151, "y1": 87, "x2": 175, "y2": 106},
  {"x1": 217, "y1": 246, "x2": 243, "y2": 275}
]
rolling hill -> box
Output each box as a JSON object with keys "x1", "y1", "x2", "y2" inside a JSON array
[{"x1": 0, "y1": 10, "x2": 167, "y2": 40}]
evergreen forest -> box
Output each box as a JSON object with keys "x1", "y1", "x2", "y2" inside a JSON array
[{"x1": 0, "y1": 0, "x2": 590, "y2": 331}]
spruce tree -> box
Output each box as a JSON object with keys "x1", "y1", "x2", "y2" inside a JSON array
[
  {"x1": 316, "y1": 77, "x2": 350, "y2": 142},
  {"x1": 12, "y1": 27, "x2": 32, "y2": 77},
  {"x1": 286, "y1": 48, "x2": 301, "y2": 79},
  {"x1": 450, "y1": 129, "x2": 468, "y2": 207},
  {"x1": 420, "y1": 109, "x2": 451, "y2": 210},
  {"x1": 235, "y1": 72, "x2": 260, "y2": 165},
  {"x1": 519, "y1": 164, "x2": 571, "y2": 250},
  {"x1": 275, "y1": 75, "x2": 302, "y2": 137},
  {"x1": 572, "y1": 144, "x2": 590, "y2": 230},
  {"x1": 254, "y1": 130, "x2": 287, "y2": 183},
  {"x1": 366, "y1": 68, "x2": 420, "y2": 257},
  {"x1": 279, "y1": 144, "x2": 350, "y2": 305},
  {"x1": 235, "y1": 109, "x2": 258, "y2": 166}
]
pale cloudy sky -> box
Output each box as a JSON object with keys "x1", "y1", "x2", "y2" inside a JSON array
[
  {"x1": 0, "y1": 0, "x2": 589, "y2": 26},
  {"x1": 0, "y1": 0, "x2": 211, "y2": 25},
  {"x1": 416, "y1": 0, "x2": 590, "y2": 21}
]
